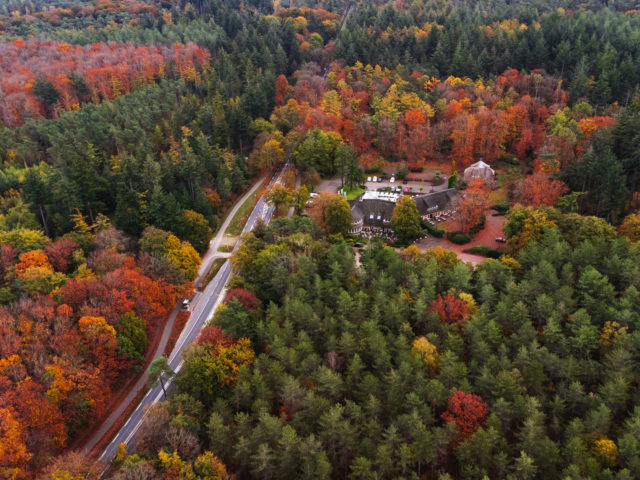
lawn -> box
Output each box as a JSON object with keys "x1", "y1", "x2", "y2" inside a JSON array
[
  {"x1": 340, "y1": 185, "x2": 365, "y2": 200},
  {"x1": 226, "y1": 190, "x2": 259, "y2": 236}
]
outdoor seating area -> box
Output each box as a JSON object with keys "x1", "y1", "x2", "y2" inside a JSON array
[
  {"x1": 424, "y1": 209, "x2": 456, "y2": 226},
  {"x1": 357, "y1": 226, "x2": 397, "y2": 243}
]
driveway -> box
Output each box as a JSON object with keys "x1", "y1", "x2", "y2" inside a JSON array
[{"x1": 414, "y1": 212, "x2": 508, "y2": 266}]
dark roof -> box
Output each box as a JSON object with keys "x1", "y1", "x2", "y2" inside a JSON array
[
  {"x1": 413, "y1": 189, "x2": 459, "y2": 215},
  {"x1": 350, "y1": 198, "x2": 395, "y2": 228},
  {"x1": 350, "y1": 189, "x2": 459, "y2": 228}
]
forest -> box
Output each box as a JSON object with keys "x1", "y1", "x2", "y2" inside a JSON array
[
  {"x1": 103, "y1": 214, "x2": 640, "y2": 480},
  {"x1": 1, "y1": 0, "x2": 640, "y2": 479}
]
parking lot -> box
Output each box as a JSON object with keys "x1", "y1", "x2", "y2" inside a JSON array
[
  {"x1": 362, "y1": 175, "x2": 449, "y2": 195},
  {"x1": 317, "y1": 175, "x2": 449, "y2": 196}
]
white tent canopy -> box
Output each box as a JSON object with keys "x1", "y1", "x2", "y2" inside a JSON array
[{"x1": 464, "y1": 160, "x2": 495, "y2": 182}]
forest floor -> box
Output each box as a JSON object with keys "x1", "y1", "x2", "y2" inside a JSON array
[{"x1": 415, "y1": 212, "x2": 507, "y2": 266}]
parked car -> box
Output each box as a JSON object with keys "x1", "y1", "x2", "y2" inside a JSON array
[
  {"x1": 496, "y1": 237, "x2": 507, "y2": 243},
  {"x1": 377, "y1": 177, "x2": 383, "y2": 182},
  {"x1": 372, "y1": 176, "x2": 377, "y2": 182},
  {"x1": 390, "y1": 177, "x2": 395, "y2": 183},
  {"x1": 367, "y1": 177, "x2": 372, "y2": 182},
  {"x1": 402, "y1": 179, "x2": 408, "y2": 184}
]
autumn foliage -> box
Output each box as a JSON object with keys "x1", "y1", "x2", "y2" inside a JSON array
[
  {"x1": 267, "y1": 64, "x2": 613, "y2": 176},
  {"x1": 457, "y1": 179, "x2": 490, "y2": 234},
  {"x1": 0, "y1": 228, "x2": 186, "y2": 478},
  {"x1": 429, "y1": 294, "x2": 469, "y2": 327},
  {"x1": 224, "y1": 288, "x2": 259, "y2": 311},
  {"x1": 441, "y1": 390, "x2": 490, "y2": 439},
  {"x1": 514, "y1": 173, "x2": 569, "y2": 207},
  {"x1": 196, "y1": 325, "x2": 234, "y2": 347},
  {"x1": 0, "y1": 40, "x2": 209, "y2": 127}
]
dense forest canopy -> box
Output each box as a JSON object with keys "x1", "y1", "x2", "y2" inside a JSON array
[
  {"x1": 2, "y1": 0, "x2": 640, "y2": 479},
  {"x1": 113, "y1": 215, "x2": 640, "y2": 479}
]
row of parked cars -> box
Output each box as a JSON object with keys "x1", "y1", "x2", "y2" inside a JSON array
[{"x1": 367, "y1": 176, "x2": 409, "y2": 184}]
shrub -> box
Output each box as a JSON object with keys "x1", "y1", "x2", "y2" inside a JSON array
[
  {"x1": 464, "y1": 246, "x2": 501, "y2": 258},
  {"x1": 499, "y1": 154, "x2": 520, "y2": 165},
  {"x1": 491, "y1": 201, "x2": 510, "y2": 214},
  {"x1": 447, "y1": 232, "x2": 471, "y2": 244},
  {"x1": 421, "y1": 219, "x2": 445, "y2": 238}
]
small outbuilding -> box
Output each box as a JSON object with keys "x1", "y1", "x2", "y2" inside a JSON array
[{"x1": 464, "y1": 160, "x2": 495, "y2": 183}]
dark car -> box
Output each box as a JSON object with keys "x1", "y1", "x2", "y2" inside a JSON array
[
  {"x1": 495, "y1": 237, "x2": 507, "y2": 243},
  {"x1": 402, "y1": 179, "x2": 408, "y2": 184},
  {"x1": 377, "y1": 177, "x2": 383, "y2": 182}
]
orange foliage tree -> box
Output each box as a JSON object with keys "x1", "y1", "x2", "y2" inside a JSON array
[
  {"x1": 457, "y1": 179, "x2": 490, "y2": 233},
  {"x1": 0, "y1": 40, "x2": 209, "y2": 126},
  {"x1": 514, "y1": 173, "x2": 569, "y2": 207}
]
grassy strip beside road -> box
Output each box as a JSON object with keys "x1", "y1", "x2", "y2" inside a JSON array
[
  {"x1": 202, "y1": 258, "x2": 226, "y2": 289},
  {"x1": 227, "y1": 189, "x2": 260, "y2": 235}
]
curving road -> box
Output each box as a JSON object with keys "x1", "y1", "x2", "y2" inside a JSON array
[{"x1": 95, "y1": 163, "x2": 289, "y2": 470}]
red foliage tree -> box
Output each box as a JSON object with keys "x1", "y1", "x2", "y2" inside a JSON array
[
  {"x1": 224, "y1": 288, "x2": 259, "y2": 310},
  {"x1": 429, "y1": 294, "x2": 469, "y2": 327},
  {"x1": 196, "y1": 325, "x2": 234, "y2": 348},
  {"x1": 45, "y1": 239, "x2": 79, "y2": 273},
  {"x1": 275, "y1": 74, "x2": 290, "y2": 106},
  {"x1": 0, "y1": 244, "x2": 17, "y2": 285},
  {"x1": 442, "y1": 390, "x2": 489, "y2": 439}
]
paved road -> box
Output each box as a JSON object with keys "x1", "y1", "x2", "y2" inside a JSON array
[
  {"x1": 82, "y1": 172, "x2": 269, "y2": 456},
  {"x1": 287, "y1": 171, "x2": 302, "y2": 217},
  {"x1": 97, "y1": 163, "x2": 289, "y2": 470},
  {"x1": 196, "y1": 171, "x2": 269, "y2": 285}
]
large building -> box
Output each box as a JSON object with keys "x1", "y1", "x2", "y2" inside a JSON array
[{"x1": 350, "y1": 189, "x2": 459, "y2": 234}]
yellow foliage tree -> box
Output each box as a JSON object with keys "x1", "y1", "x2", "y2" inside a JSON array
[
  {"x1": 321, "y1": 90, "x2": 342, "y2": 118},
  {"x1": 424, "y1": 246, "x2": 459, "y2": 270},
  {"x1": 258, "y1": 139, "x2": 284, "y2": 170},
  {"x1": 411, "y1": 337, "x2": 440, "y2": 375},
  {"x1": 458, "y1": 292, "x2": 478, "y2": 317},
  {"x1": 115, "y1": 443, "x2": 128, "y2": 464},
  {"x1": 600, "y1": 321, "x2": 628, "y2": 348},
  {"x1": 165, "y1": 235, "x2": 201, "y2": 280},
  {"x1": 592, "y1": 436, "x2": 618, "y2": 466},
  {"x1": 158, "y1": 450, "x2": 195, "y2": 480},
  {"x1": 193, "y1": 451, "x2": 228, "y2": 480},
  {"x1": 618, "y1": 212, "x2": 640, "y2": 242},
  {"x1": 44, "y1": 364, "x2": 75, "y2": 405},
  {"x1": 505, "y1": 206, "x2": 557, "y2": 252}
]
